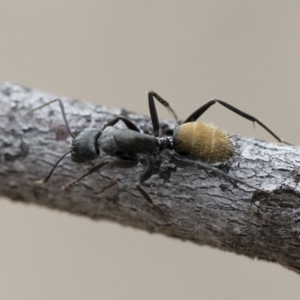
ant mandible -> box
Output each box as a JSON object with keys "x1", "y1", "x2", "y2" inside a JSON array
[{"x1": 30, "y1": 92, "x2": 289, "y2": 205}]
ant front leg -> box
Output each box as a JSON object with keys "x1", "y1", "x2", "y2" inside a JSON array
[
  {"x1": 183, "y1": 98, "x2": 291, "y2": 145},
  {"x1": 101, "y1": 115, "x2": 140, "y2": 132},
  {"x1": 62, "y1": 161, "x2": 110, "y2": 190},
  {"x1": 62, "y1": 159, "x2": 139, "y2": 191}
]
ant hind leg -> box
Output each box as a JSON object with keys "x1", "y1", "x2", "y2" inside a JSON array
[{"x1": 183, "y1": 99, "x2": 291, "y2": 145}]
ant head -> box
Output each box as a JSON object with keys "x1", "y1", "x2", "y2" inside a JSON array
[{"x1": 71, "y1": 129, "x2": 101, "y2": 163}]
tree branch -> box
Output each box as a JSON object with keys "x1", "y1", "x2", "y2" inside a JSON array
[{"x1": 1, "y1": 82, "x2": 300, "y2": 273}]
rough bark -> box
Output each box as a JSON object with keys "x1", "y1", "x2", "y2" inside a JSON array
[{"x1": 1, "y1": 82, "x2": 300, "y2": 273}]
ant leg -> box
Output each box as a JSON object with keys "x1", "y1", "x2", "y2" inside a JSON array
[
  {"x1": 62, "y1": 161, "x2": 110, "y2": 190},
  {"x1": 29, "y1": 98, "x2": 74, "y2": 138},
  {"x1": 173, "y1": 155, "x2": 271, "y2": 194},
  {"x1": 148, "y1": 91, "x2": 178, "y2": 137},
  {"x1": 148, "y1": 92, "x2": 178, "y2": 122},
  {"x1": 102, "y1": 116, "x2": 140, "y2": 132},
  {"x1": 136, "y1": 165, "x2": 155, "y2": 204},
  {"x1": 148, "y1": 93, "x2": 160, "y2": 137},
  {"x1": 184, "y1": 99, "x2": 291, "y2": 145}
]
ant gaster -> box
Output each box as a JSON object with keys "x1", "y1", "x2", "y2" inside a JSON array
[{"x1": 30, "y1": 92, "x2": 290, "y2": 205}]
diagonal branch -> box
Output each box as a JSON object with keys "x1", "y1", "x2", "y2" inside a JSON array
[{"x1": 1, "y1": 82, "x2": 300, "y2": 273}]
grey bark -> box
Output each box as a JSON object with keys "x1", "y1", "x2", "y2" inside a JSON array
[{"x1": 1, "y1": 82, "x2": 300, "y2": 273}]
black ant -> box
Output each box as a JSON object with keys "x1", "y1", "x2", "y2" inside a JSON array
[{"x1": 30, "y1": 92, "x2": 290, "y2": 205}]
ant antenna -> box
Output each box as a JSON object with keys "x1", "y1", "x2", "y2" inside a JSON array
[
  {"x1": 29, "y1": 98, "x2": 75, "y2": 139},
  {"x1": 35, "y1": 149, "x2": 72, "y2": 184}
]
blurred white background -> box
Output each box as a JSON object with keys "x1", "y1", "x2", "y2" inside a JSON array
[{"x1": 1, "y1": 1, "x2": 300, "y2": 299}]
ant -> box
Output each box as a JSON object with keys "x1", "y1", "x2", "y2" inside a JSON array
[{"x1": 30, "y1": 92, "x2": 290, "y2": 205}]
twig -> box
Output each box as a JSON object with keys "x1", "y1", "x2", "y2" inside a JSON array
[{"x1": 1, "y1": 82, "x2": 300, "y2": 273}]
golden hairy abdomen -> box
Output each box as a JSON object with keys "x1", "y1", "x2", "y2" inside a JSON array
[{"x1": 173, "y1": 122, "x2": 234, "y2": 162}]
